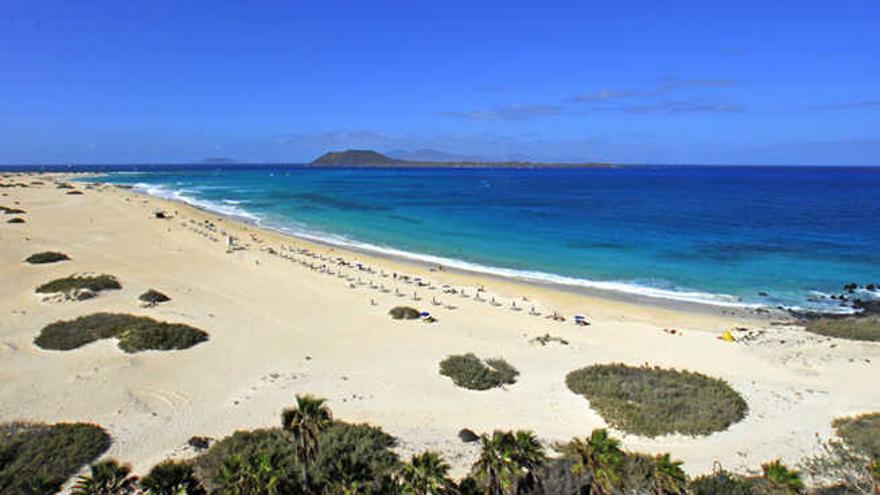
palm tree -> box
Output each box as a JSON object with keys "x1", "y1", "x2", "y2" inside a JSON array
[
  {"x1": 399, "y1": 451, "x2": 454, "y2": 494},
  {"x1": 651, "y1": 453, "x2": 687, "y2": 495},
  {"x1": 510, "y1": 430, "x2": 546, "y2": 494},
  {"x1": 140, "y1": 460, "x2": 205, "y2": 495},
  {"x1": 471, "y1": 430, "x2": 547, "y2": 495},
  {"x1": 761, "y1": 459, "x2": 804, "y2": 494},
  {"x1": 72, "y1": 460, "x2": 138, "y2": 495},
  {"x1": 557, "y1": 429, "x2": 624, "y2": 495},
  {"x1": 281, "y1": 394, "x2": 333, "y2": 493},
  {"x1": 473, "y1": 431, "x2": 517, "y2": 495}
]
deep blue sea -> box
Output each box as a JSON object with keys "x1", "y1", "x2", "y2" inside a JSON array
[{"x1": 67, "y1": 164, "x2": 880, "y2": 312}]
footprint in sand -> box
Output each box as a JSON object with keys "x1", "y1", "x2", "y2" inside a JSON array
[
  {"x1": 123, "y1": 385, "x2": 192, "y2": 418},
  {"x1": 232, "y1": 371, "x2": 304, "y2": 405},
  {"x1": 0, "y1": 340, "x2": 17, "y2": 355}
]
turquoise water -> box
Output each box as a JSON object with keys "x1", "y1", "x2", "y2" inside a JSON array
[{"x1": 87, "y1": 165, "x2": 880, "y2": 312}]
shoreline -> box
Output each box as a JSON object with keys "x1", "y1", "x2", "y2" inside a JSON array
[
  {"x1": 98, "y1": 176, "x2": 787, "y2": 325},
  {"x1": 3, "y1": 171, "x2": 879, "y2": 480},
  {"x1": 124, "y1": 184, "x2": 778, "y2": 329}
]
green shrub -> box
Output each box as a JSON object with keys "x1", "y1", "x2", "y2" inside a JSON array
[
  {"x1": 311, "y1": 422, "x2": 400, "y2": 490},
  {"x1": 139, "y1": 289, "x2": 171, "y2": 304},
  {"x1": 195, "y1": 422, "x2": 399, "y2": 494},
  {"x1": 34, "y1": 313, "x2": 209, "y2": 353},
  {"x1": 25, "y1": 251, "x2": 71, "y2": 264},
  {"x1": 389, "y1": 306, "x2": 421, "y2": 320},
  {"x1": 7, "y1": 217, "x2": 25, "y2": 224},
  {"x1": 760, "y1": 459, "x2": 804, "y2": 494},
  {"x1": 690, "y1": 469, "x2": 755, "y2": 494},
  {"x1": 141, "y1": 460, "x2": 205, "y2": 495},
  {"x1": 565, "y1": 363, "x2": 747, "y2": 436},
  {"x1": 0, "y1": 422, "x2": 111, "y2": 495},
  {"x1": 439, "y1": 353, "x2": 519, "y2": 390},
  {"x1": 800, "y1": 434, "x2": 876, "y2": 494},
  {"x1": 36, "y1": 274, "x2": 122, "y2": 294},
  {"x1": 832, "y1": 412, "x2": 880, "y2": 457},
  {"x1": 194, "y1": 428, "x2": 300, "y2": 493},
  {"x1": 805, "y1": 316, "x2": 880, "y2": 342}
]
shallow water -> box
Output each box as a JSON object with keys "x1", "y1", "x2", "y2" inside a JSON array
[{"x1": 84, "y1": 165, "x2": 880, "y2": 312}]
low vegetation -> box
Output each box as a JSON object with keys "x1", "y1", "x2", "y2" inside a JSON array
[
  {"x1": 804, "y1": 315, "x2": 880, "y2": 342},
  {"x1": 439, "y1": 353, "x2": 519, "y2": 390},
  {"x1": 36, "y1": 274, "x2": 122, "y2": 294},
  {"x1": 566, "y1": 363, "x2": 748, "y2": 436},
  {"x1": 2, "y1": 395, "x2": 877, "y2": 493},
  {"x1": 6, "y1": 217, "x2": 25, "y2": 224},
  {"x1": 832, "y1": 412, "x2": 880, "y2": 458},
  {"x1": 34, "y1": 312, "x2": 209, "y2": 353},
  {"x1": 25, "y1": 251, "x2": 71, "y2": 264},
  {"x1": 0, "y1": 421, "x2": 111, "y2": 495},
  {"x1": 72, "y1": 460, "x2": 138, "y2": 495},
  {"x1": 196, "y1": 421, "x2": 398, "y2": 492},
  {"x1": 140, "y1": 460, "x2": 205, "y2": 495},
  {"x1": 690, "y1": 468, "x2": 755, "y2": 494},
  {"x1": 530, "y1": 333, "x2": 569, "y2": 346},
  {"x1": 139, "y1": 289, "x2": 171, "y2": 305},
  {"x1": 389, "y1": 306, "x2": 421, "y2": 320}
]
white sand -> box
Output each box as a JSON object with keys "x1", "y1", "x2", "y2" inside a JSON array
[{"x1": 1, "y1": 173, "x2": 878, "y2": 479}]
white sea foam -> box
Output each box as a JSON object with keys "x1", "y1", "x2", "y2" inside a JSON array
[{"x1": 131, "y1": 182, "x2": 261, "y2": 223}]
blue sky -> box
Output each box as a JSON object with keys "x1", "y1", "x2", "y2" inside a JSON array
[{"x1": 1, "y1": 1, "x2": 878, "y2": 165}]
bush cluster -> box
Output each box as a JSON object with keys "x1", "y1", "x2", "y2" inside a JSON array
[
  {"x1": 804, "y1": 315, "x2": 880, "y2": 342},
  {"x1": 34, "y1": 312, "x2": 209, "y2": 353},
  {"x1": 832, "y1": 412, "x2": 880, "y2": 458},
  {"x1": 36, "y1": 274, "x2": 122, "y2": 294},
  {"x1": 0, "y1": 422, "x2": 111, "y2": 495},
  {"x1": 194, "y1": 422, "x2": 399, "y2": 493},
  {"x1": 439, "y1": 353, "x2": 519, "y2": 390},
  {"x1": 388, "y1": 306, "x2": 421, "y2": 320},
  {"x1": 565, "y1": 363, "x2": 748, "y2": 436},
  {"x1": 139, "y1": 289, "x2": 171, "y2": 304},
  {"x1": 25, "y1": 251, "x2": 71, "y2": 264},
  {"x1": 6, "y1": 217, "x2": 25, "y2": 224}
]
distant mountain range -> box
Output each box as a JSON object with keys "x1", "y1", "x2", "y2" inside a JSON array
[{"x1": 309, "y1": 149, "x2": 615, "y2": 168}]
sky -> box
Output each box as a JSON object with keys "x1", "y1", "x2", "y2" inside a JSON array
[{"x1": 1, "y1": 0, "x2": 879, "y2": 165}]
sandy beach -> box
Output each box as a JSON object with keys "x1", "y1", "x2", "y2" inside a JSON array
[{"x1": 2, "y1": 172, "x2": 878, "y2": 479}]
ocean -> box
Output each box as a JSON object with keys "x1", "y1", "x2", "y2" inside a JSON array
[{"x1": 68, "y1": 164, "x2": 880, "y2": 313}]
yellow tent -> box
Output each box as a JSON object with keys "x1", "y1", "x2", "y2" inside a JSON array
[{"x1": 719, "y1": 330, "x2": 736, "y2": 343}]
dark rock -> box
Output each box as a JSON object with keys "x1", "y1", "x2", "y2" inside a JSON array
[
  {"x1": 187, "y1": 436, "x2": 211, "y2": 451},
  {"x1": 757, "y1": 291, "x2": 769, "y2": 297},
  {"x1": 139, "y1": 289, "x2": 171, "y2": 305},
  {"x1": 154, "y1": 211, "x2": 168, "y2": 219},
  {"x1": 843, "y1": 283, "x2": 858, "y2": 293},
  {"x1": 854, "y1": 299, "x2": 880, "y2": 316},
  {"x1": 458, "y1": 428, "x2": 480, "y2": 443},
  {"x1": 7, "y1": 217, "x2": 25, "y2": 224}
]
